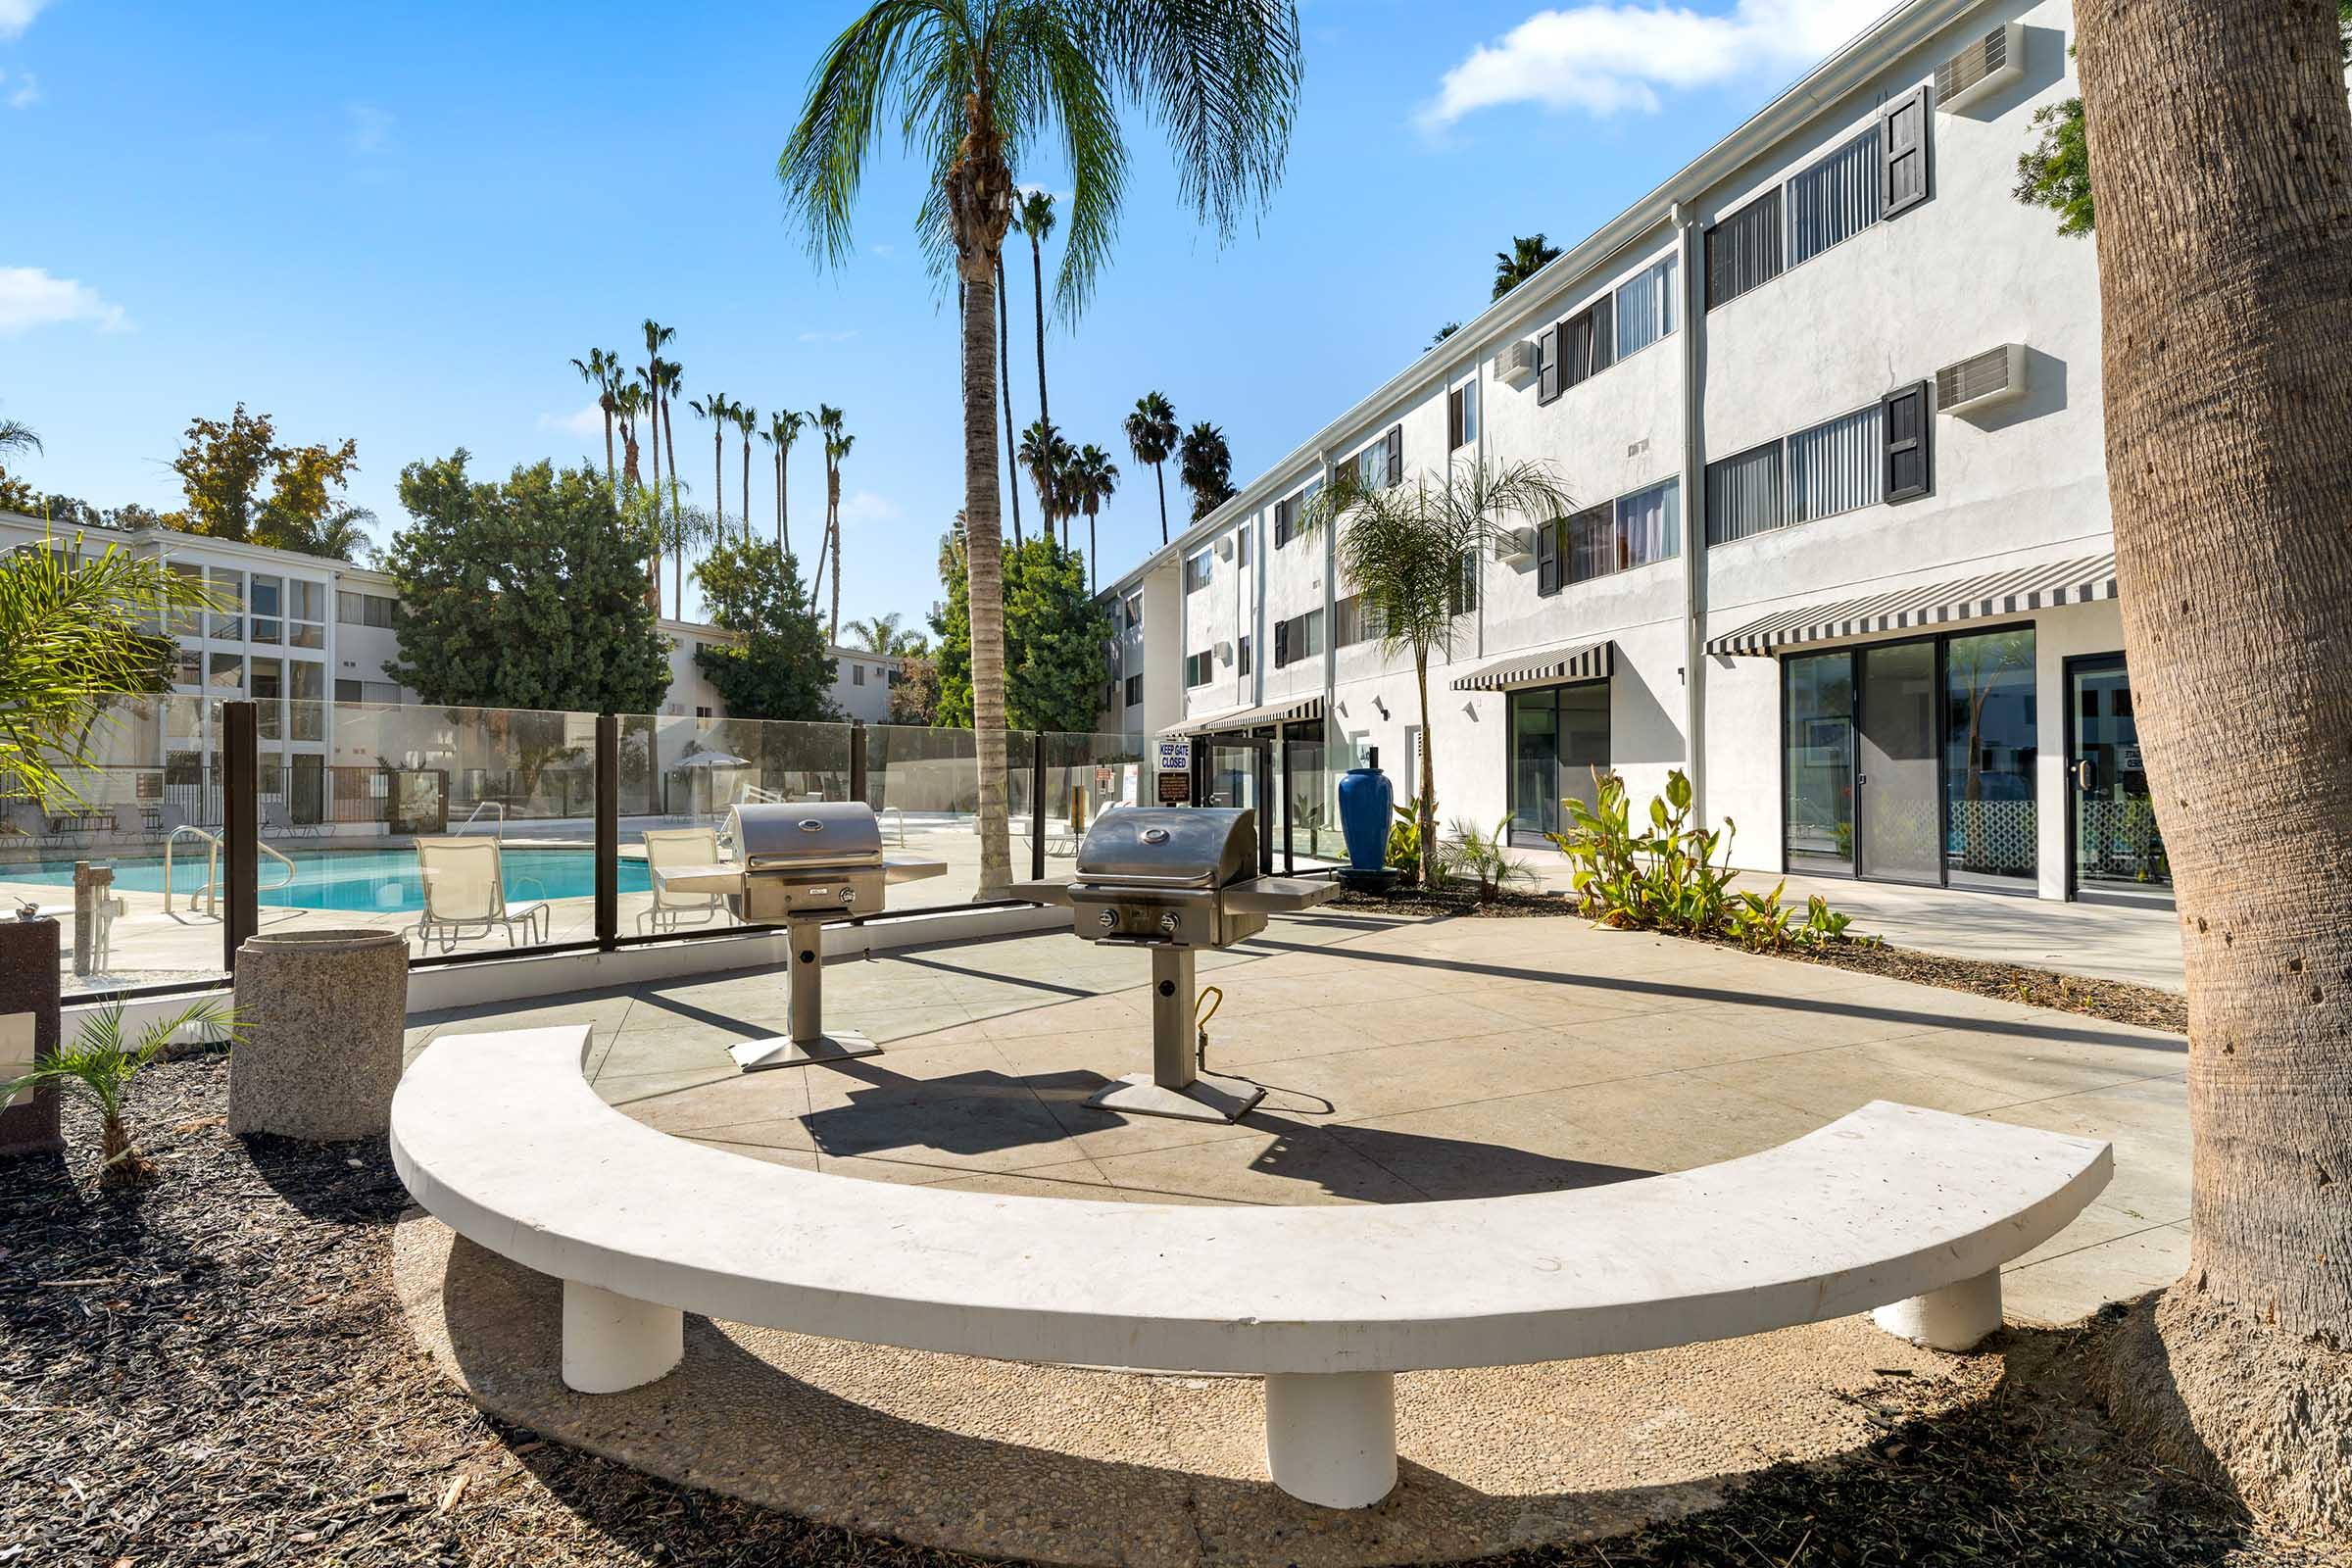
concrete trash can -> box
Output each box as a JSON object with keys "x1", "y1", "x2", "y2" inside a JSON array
[{"x1": 229, "y1": 929, "x2": 410, "y2": 1141}]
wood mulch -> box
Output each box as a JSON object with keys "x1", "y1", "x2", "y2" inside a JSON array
[
  {"x1": 1331, "y1": 888, "x2": 2188, "y2": 1036},
  {"x1": 8, "y1": 1057, "x2": 2333, "y2": 1566}
]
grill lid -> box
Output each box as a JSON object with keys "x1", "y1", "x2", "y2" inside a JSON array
[
  {"x1": 729, "y1": 801, "x2": 884, "y2": 868},
  {"x1": 1073, "y1": 807, "x2": 1256, "y2": 890}
]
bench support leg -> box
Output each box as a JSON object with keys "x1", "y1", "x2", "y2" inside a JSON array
[
  {"x1": 562, "y1": 1280, "x2": 683, "y2": 1394},
  {"x1": 1263, "y1": 1371, "x2": 1397, "y2": 1508},
  {"x1": 1874, "y1": 1269, "x2": 2002, "y2": 1352}
]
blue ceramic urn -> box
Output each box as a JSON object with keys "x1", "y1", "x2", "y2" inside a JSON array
[{"x1": 1337, "y1": 747, "x2": 1394, "y2": 872}]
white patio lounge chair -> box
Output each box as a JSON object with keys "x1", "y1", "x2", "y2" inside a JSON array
[
  {"x1": 409, "y1": 836, "x2": 550, "y2": 954},
  {"x1": 638, "y1": 826, "x2": 731, "y2": 937}
]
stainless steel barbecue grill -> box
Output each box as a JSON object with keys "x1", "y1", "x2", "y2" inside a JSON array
[
  {"x1": 658, "y1": 801, "x2": 946, "y2": 1070},
  {"x1": 1014, "y1": 807, "x2": 1335, "y2": 1123}
]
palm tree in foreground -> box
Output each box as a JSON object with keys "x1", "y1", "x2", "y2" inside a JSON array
[
  {"x1": 2076, "y1": 0, "x2": 2352, "y2": 1529},
  {"x1": 1303, "y1": 459, "x2": 1574, "y2": 886},
  {"x1": 1123, "y1": 391, "x2": 1178, "y2": 545},
  {"x1": 1067, "y1": 443, "x2": 1119, "y2": 593},
  {"x1": 778, "y1": 0, "x2": 1302, "y2": 900}
]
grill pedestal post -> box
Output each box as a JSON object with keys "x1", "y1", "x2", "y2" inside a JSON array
[
  {"x1": 728, "y1": 915, "x2": 884, "y2": 1071},
  {"x1": 1083, "y1": 947, "x2": 1266, "y2": 1123}
]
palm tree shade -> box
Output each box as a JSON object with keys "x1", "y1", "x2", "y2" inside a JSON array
[
  {"x1": 1492, "y1": 233, "x2": 1561, "y2": 301},
  {"x1": 1067, "y1": 443, "x2": 1119, "y2": 593},
  {"x1": 777, "y1": 0, "x2": 1303, "y2": 899},
  {"x1": 1302, "y1": 458, "x2": 1576, "y2": 884},
  {"x1": 1122, "y1": 391, "x2": 1178, "y2": 545}
]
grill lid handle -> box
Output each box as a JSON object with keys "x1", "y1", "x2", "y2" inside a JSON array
[
  {"x1": 1141, "y1": 827, "x2": 1170, "y2": 845},
  {"x1": 798, "y1": 819, "x2": 825, "y2": 832}
]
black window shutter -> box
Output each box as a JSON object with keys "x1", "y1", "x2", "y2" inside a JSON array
[
  {"x1": 1386, "y1": 425, "x2": 1402, "y2": 486},
  {"x1": 1536, "y1": 521, "x2": 1558, "y2": 596},
  {"x1": 1881, "y1": 87, "x2": 1931, "y2": 217},
  {"x1": 1447, "y1": 389, "x2": 1463, "y2": 449},
  {"x1": 1538, "y1": 324, "x2": 1562, "y2": 403},
  {"x1": 1274, "y1": 618, "x2": 1291, "y2": 667},
  {"x1": 1883, "y1": 380, "x2": 1933, "y2": 501},
  {"x1": 1592, "y1": 293, "x2": 1615, "y2": 372}
]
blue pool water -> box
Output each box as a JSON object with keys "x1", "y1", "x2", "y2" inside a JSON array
[{"x1": 5, "y1": 848, "x2": 651, "y2": 913}]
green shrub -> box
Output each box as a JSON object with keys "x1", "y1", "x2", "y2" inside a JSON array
[{"x1": 1434, "y1": 815, "x2": 1533, "y2": 902}]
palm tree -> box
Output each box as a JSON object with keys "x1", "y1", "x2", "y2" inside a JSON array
[
  {"x1": 1016, "y1": 190, "x2": 1057, "y2": 519},
  {"x1": 640, "y1": 318, "x2": 676, "y2": 509},
  {"x1": 1016, "y1": 417, "x2": 1069, "y2": 546},
  {"x1": 569, "y1": 347, "x2": 622, "y2": 486},
  {"x1": 848, "y1": 612, "x2": 904, "y2": 654},
  {"x1": 1303, "y1": 459, "x2": 1575, "y2": 885},
  {"x1": 1178, "y1": 420, "x2": 1235, "y2": 520},
  {"x1": 657, "y1": 355, "x2": 687, "y2": 571},
  {"x1": 1067, "y1": 443, "x2": 1119, "y2": 593},
  {"x1": 0, "y1": 418, "x2": 38, "y2": 459},
  {"x1": 613, "y1": 381, "x2": 647, "y2": 492},
  {"x1": 628, "y1": 486, "x2": 714, "y2": 622},
  {"x1": 1122, "y1": 392, "x2": 1178, "y2": 545},
  {"x1": 762, "y1": 409, "x2": 808, "y2": 562},
  {"x1": 2075, "y1": 0, "x2": 2352, "y2": 1522},
  {"x1": 734, "y1": 403, "x2": 759, "y2": 539},
  {"x1": 778, "y1": 0, "x2": 1304, "y2": 899},
  {"x1": 996, "y1": 249, "x2": 1024, "y2": 546},
  {"x1": 1492, "y1": 233, "x2": 1561, "y2": 301},
  {"x1": 810, "y1": 405, "x2": 854, "y2": 646},
  {"x1": 689, "y1": 392, "x2": 731, "y2": 534},
  {"x1": 3, "y1": 1000, "x2": 239, "y2": 1185}
]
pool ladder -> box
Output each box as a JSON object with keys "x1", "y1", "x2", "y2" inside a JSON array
[{"x1": 164, "y1": 824, "x2": 298, "y2": 916}]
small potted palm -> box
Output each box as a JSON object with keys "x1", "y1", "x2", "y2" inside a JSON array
[{"x1": 2, "y1": 999, "x2": 238, "y2": 1186}]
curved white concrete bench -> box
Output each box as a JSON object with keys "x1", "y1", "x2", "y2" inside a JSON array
[{"x1": 391, "y1": 1025, "x2": 2112, "y2": 1509}]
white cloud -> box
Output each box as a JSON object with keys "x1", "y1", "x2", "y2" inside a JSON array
[
  {"x1": 0, "y1": 0, "x2": 52, "y2": 42},
  {"x1": 3, "y1": 69, "x2": 39, "y2": 109},
  {"x1": 0, "y1": 267, "x2": 131, "y2": 336},
  {"x1": 1419, "y1": 0, "x2": 1889, "y2": 127},
  {"x1": 537, "y1": 403, "x2": 608, "y2": 441},
  {"x1": 347, "y1": 101, "x2": 393, "y2": 154},
  {"x1": 869, "y1": 242, "x2": 896, "y2": 258},
  {"x1": 797, "y1": 328, "x2": 858, "y2": 343},
  {"x1": 838, "y1": 490, "x2": 900, "y2": 524}
]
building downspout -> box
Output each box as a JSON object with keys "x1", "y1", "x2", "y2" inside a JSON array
[{"x1": 1674, "y1": 203, "x2": 1709, "y2": 827}]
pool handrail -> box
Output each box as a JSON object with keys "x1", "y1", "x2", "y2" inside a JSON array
[
  {"x1": 454, "y1": 801, "x2": 508, "y2": 841},
  {"x1": 163, "y1": 824, "x2": 298, "y2": 915}
]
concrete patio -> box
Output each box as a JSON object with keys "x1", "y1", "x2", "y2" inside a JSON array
[{"x1": 404, "y1": 906, "x2": 2189, "y2": 1326}]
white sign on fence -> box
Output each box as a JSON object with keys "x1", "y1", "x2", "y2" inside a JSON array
[{"x1": 1155, "y1": 737, "x2": 1192, "y2": 774}]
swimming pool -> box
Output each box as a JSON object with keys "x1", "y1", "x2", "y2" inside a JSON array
[{"x1": 1, "y1": 847, "x2": 651, "y2": 913}]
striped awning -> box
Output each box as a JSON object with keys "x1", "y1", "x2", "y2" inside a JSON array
[
  {"x1": 1705, "y1": 553, "x2": 2118, "y2": 658},
  {"x1": 1164, "y1": 693, "x2": 1325, "y2": 737},
  {"x1": 1450, "y1": 637, "x2": 1613, "y2": 693}
]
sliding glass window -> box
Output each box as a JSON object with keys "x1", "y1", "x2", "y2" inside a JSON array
[{"x1": 1506, "y1": 682, "x2": 1609, "y2": 845}]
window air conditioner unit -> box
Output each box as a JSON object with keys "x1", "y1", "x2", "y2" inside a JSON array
[
  {"x1": 1495, "y1": 338, "x2": 1542, "y2": 390},
  {"x1": 1935, "y1": 22, "x2": 2024, "y2": 114},
  {"x1": 1493, "y1": 526, "x2": 1537, "y2": 564},
  {"x1": 1215, "y1": 639, "x2": 1234, "y2": 663},
  {"x1": 1936, "y1": 343, "x2": 2028, "y2": 415},
  {"x1": 1215, "y1": 535, "x2": 1234, "y2": 561}
]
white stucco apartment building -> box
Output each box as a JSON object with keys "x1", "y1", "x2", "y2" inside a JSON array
[{"x1": 1102, "y1": 0, "x2": 2161, "y2": 906}]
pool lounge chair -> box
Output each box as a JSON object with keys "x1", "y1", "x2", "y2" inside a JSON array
[
  {"x1": 409, "y1": 837, "x2": 550, "y2": 954},
  {"x1": 638, "y1": 826, "x2": 732, "y2": 937}
]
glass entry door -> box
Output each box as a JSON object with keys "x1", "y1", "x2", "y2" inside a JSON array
[
  {"x1": 1195, "y1": 735, "x2": 1274, "y2": 873},
  {"x1": 1856, "y1": 641, "x2": 1942, "y2": 884},
  {"x1": 2070, "y1": 656, "x2": 2171, "y2": 902},
  {"x1": 1506, "y1": 681, "x2": 1610, "y2": 846}
]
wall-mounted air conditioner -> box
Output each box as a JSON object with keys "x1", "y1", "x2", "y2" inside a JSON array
[
  {"x1": 1215, "y1": 639, "x2": 1234, "y2": 663},
  {"x1": 1936, "y1": 343, "x2": 2028, "y2": 415},
  {"x1": 1495, "y1": 339, "x2": 1542, "y2": 390},
  {"x1": 1493, "y1": 526, "x2": 1537, "y2": 564},
  {"x1": 1215, "y1": 535, "x2": 1234, "y2": 561},
  {"x1": 1935, "y1": 22, "x2": 2024, "y2": 114}
]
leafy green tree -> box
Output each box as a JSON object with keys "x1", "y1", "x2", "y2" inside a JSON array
[
  {"x1": 167, "y1": 406, "x2": 370, "y2": 559},
  {"x1": 691, "y1": 537, "x2": 841, "y2": 721},
  {"x1": 778, "y1": 0, "x2": 1303, "y2": 899},
  {"x1": 932, "y1": 531, "x2": 1110, "y2": 732},
  {"x1": 382, "y1": 453, "x2": 672, "y2": 713}
]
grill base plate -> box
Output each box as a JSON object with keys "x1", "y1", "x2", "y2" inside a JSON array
[
  {"x1": 1084, "y1": 1069, "x2": 1265, "y2": 1125},
  {"x1": 729, "y1": 1030, "x2": 883, "y2": 1072}
]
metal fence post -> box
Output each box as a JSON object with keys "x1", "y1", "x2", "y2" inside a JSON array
[
  {"x1": 222, "y1": 700, "x2": 259, "y2": 973},
  {"x1": 850, "y1": 721, "x2": 868, "y2": 805},
  {"x1": 595, "y1": 713, "x2": 619, "y2": 951},
  {"x1": 1031, "y1": 732, "x2": 1048, "y2": 881}
]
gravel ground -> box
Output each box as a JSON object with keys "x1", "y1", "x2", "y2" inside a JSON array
[{"x1": 3, "y1": 1056, "x2": 2326, "y2": 1568}]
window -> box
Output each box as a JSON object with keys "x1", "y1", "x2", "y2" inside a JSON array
[
  {"x1": 173, "y1": 648, "x2": 202, "y2": 688},
  {"x1": 1352, "y1": 427, "x2": 1401, "y2": 490},
  {"x1": 1615, "y1": 480, "x2": 1681, "y2": 572},
  {"x1": 1705, "y1": 189, "x2": 1783, "y2": 309},
  {"x1": 1123, "y1": 591, "x2": 1143, "y2": 631},
  {"x1": 208, "y1": 567, "x2": 245, "y2": 640},
  {"x1": 1615, "y1": 256, "x2": 1677, "y2": 359},
  {"x1": 335, "y1": 678, "x2": 361, "y2": 704},
  {"x1": 251, "y1": 657, "x2": 284, "y2": 738},
  {"x1": 1508, "y1": 681, "x2": 1611, "y2": 843},
  {"x1": 336, "y1": 590, "x2": 396, "y2": 627},
  {"x1": 1124, "y1": 672, "x2": 1144, "y2": 707},
  {"x1": 288, "y1": 580, "x2": 326, "y2": 649},
  {"x1": 1556, "y1": 296, "x2": 1615, "y2": 392},
  {"x1": 1272, "y1": 609, "x2": 1323, "y2": 668},
  {"x1": 1333, "y1": 594, "x2": 1367, "y2": 648},
  {"x1": 1883, "y1": 381, "x2": 1933, "y2": 501},
  {"x1": 1705, "y1": 442, "x2": 1787, "y2": 545},
  {"x1": 290, "y1": 662, "x2": 324, "y2": 740},
  {"x1": 1234, "y1": 528, "x2": 1250, "y2": 567},
  {"x1": 1446, "y1": 381, "x2": 1478, "y2": 450},
  {"x1": 1881, "y1": 87, "x2": 1931, "y2": 218},
  {"x1": 1449, "y1": 551, "x2": 1478, "y2": 617},
  {"x1": 1184, "y1": 548, "x2": 1214, "y2": 592},
  {"x1": 250, "y1": 574, "x2": 283, "y2": 644},
  {"x1": 1184, "y1": 649, "x2": 1214, "y2": 687},
  {"x1": 853, "y1": 664, "x2": 866, "y2": 685},
  {"x1": 1788, "y1": 126, "x2": 1884, "y2": 265},
  {"x1": 335, "y1": 679, "x2": 403, "y2": 705},
  {"x1": 1788, "y1": 405, "x2": 1884, "y2": 522},
  {"x1": 1237, "y1": 634, "x2": 1251, "y2": 675},
  {"x1": 168, "y1": 562, "x2": 204, "y2": 636},
  {"x1": 209, "y1": 652, "x2": 243, "y2": 693},
  {"x1": 696, "y1": 706, "x2": 713, "y2": 719}
]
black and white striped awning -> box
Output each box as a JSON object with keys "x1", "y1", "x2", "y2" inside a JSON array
[
  {"x1": 1704, "y1": 553, "x2": 2118, "y2": 658},
  {"x1": 1164, "y1": 694, "x2": 1325, "y2": 737},
  {"x1": 1450, "y1": 638, "x2": 1614, "y2": 693}
]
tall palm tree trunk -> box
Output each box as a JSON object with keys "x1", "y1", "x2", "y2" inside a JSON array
[
  {"x1": 2078, "y1": 0, "x2": 2352, "y2": 1529},
  {"x1": 963, "y1": 261, "x2": 1013, "y2": 901},
  {"x1": 998, "y1": 252, "x2": 1024, "y2": 547},
  {"x1": 1030, "y1": 231, "x2": 1053, "y2": 540},
  {"x1": 602, "y1": 402, "x2": 615, "y2": 491},
  {"x1": 647, "y1": 383, "x2": 663, "y2": 610},
  {"x1": 740, "y1": 432, "x2": 753, "y2": 541},
  {"x1": 1154, "y1": 460, "x2": 1169, "y2": 545},
  {"x1": 827, "y1": 468, "x2": 844, "y2": 647},
  {"x1": 713, "y1": 429, "x2": 725, "y2": 543},
  {"x1": 662, "y1": 389, "x2": 683, "y2": 617},
  {"x1": 775, "y1": 447, "x2": 787, "y2": 561}
]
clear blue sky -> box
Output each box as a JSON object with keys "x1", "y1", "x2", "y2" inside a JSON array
[{"x1": 2, "y1": 0, "x2": 1886, "y2": 630}]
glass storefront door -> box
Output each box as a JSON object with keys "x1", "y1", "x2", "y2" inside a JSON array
[
  {"x1": 1505, "y1": 681, "x2": 1610, "y2": 846},
  {"x1": 2069, "y1": 656, "x2": 2171, "y2": 902},
  {"x1": 1856, "y1": 641, "x2": 1941, "y2": 885},
  {"x1": 1785, "y1": 653, "x2": 1855, "y2": 872},
  {"x1": 1943, "y1": 629, "x2": 2038, "y2": 890}
]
